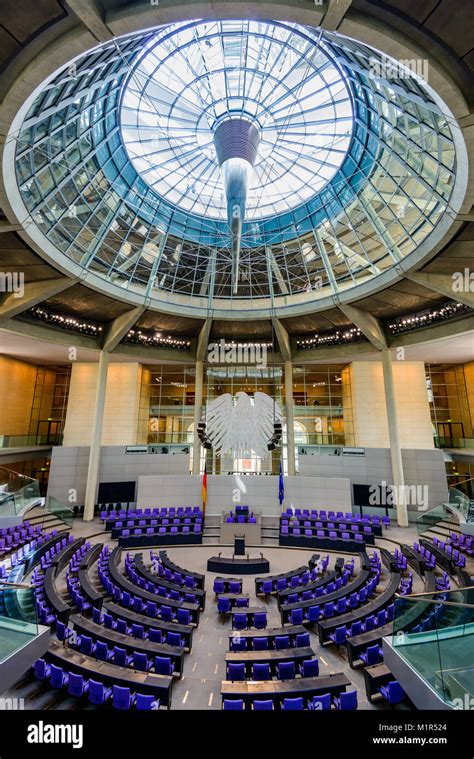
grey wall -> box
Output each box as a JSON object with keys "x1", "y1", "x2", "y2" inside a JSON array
[
  {"x1": 47, "y1": 446, "x2": 189, "y2": 506},
  {"x1": 47, "y1": 445, "x2": 448, "y2": 518},
  {"x1": 136, "y1": 474, "x2": 352, "y2": 515},
  {"x1": 298, "y1": 448, "x2": 448, "y2": 518}
]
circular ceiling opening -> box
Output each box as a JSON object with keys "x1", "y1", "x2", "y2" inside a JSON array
[
  {"x1": 120, "y1": 21, "x2": 353, "y2": 221},
  {"x1": 5, "y1": 18, "x2": 466, "y2": 317}
]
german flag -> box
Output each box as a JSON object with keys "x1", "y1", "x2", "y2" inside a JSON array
[{"x1": 202, "y1": 464, "x2": 207, "y2": 514}]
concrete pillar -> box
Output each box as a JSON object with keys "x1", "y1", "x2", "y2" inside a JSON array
[
  {"x1": 285, "y1": 360, "x2": 296, "y2": 476},
  {"x1": 83, "y1": 351, "x2": 109, "y2": 522},
  {"x1": 381, "y1": 349, "x2": 409, "y2": 527},
  {"x1": 192, "y1": 359, "x2": 204, "y2": 475}
]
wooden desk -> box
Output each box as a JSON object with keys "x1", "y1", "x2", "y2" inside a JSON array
[
  {"x1": 345, "y1": 623, "x2": 393, "y2": 668},
  {"x1": 225, "y1": 646, "x2": 314, "y2": 676},
  {"x1": 46, "y1": 638, "x2": 174, "y2": 707},
  {"x1": 363, "y1": 663, "x2": 392, "y2": 702},
  {"x1": 102, "y1": 601, "x2": 194, "y2": 651},
  {"x1": 221, "y1": 672, "x2": 350, "y2": 708},
  {"x1": 70, "y1": 613, "x2": 184, "y2": 676},
  {"x1": 228, "y1": 625, "x2": 307, "y2": 650}
]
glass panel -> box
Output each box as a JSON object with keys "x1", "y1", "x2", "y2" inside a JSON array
[
  {"x1": 44, "y1": 495, "x2": 74, "y2": 528},
  {"x1": 0, "y1": 583, "x2": 39, "y2": 662},
  {"x1": 0, "y1": 467, "x2": 41, "y2": 518},
  {"x1": 392, "y1": 588, "x2": 474, "y2": 707}
]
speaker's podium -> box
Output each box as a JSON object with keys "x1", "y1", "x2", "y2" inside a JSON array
[
  {"x1": 234, "y1": 536, "x2": 246, "y2": 557},
  {"x1": 219, "y1": 507, "x2": 262, "y2": 545}
]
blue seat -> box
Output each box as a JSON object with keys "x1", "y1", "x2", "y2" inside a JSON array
[
  {"x1": 218, "y1": 597, "x2": 231, "y2": 615},
  {"x1": 167, "y1": 631, "x2": 183, "y2": 648},
  {"x1": 233, "y1": 613, "x2": 247, "y2": 631},
  {"x1": 310, "y1": 693, "x2": 331, "y2": 710},
  {"x1": 227, "y1": 663, "x2": 246, "y2": 681},
  {"x1": 131, "y1": 624, "x2": 145, "y2": 639},
  {"x1": 253, "y1": 699, "x2": 274, "y2": 710},
  {"x1": 275, "y1": 635, "x2": 290, "y2": 650},
  {"x1": 300, "y1": 658, "x2": 319, "y2": 678},
  {"x1": 252, "y1": 663, "x2": 270, "y2": 680},
  {"x1": 160, "y1": 605, "x2": 174, "y2": 622},
  {"x1": 133, "y1": 652, "x2": 151, "y2": 672},
  {"x1": 379, "y1": 680, "x2": 405, "y2": 705},
  {"x1": 116, "y1": 619, "x2": 128, "y2": 635},
  {"x1": 223, "y1": 699, "x2": 244, "y2": 710},
  {"x1": 290, "y1": 608, "x2": 304, "y2": 625},
  {"x1": 103, "y1": 613, "x2": 115, "y2": 630},
  {"x1": 230, "y1": 636, "x2": 247, "y2": 652},
  {"x1": 350, "y1": 621, "x2": 363, "y2": 637},
  {"x1": 235, "y1": 597, "x2": 249, "y2": 608},
  {"x1": 307, "y1": 606, "x2": 320, "y2": 624},
  {"x1": 253, "y1": 612, "x2": 267, "y2": 630},
  {"x1": 253, "y1": 637, "x2": 268, "y2": 651},
  {"x1": 49, "y1": 664, "x2": 68, "y2": 689},
  {"x1": 113, "y1": 685, "x2": 135, "y2": 710},
  {"x1": 331, "y1": 625, "x2": 348, "y2": 646},
  {"x1": 113, "y1": 646, "x2": 131, "y2": 667},
  {"x1": 56, "y1": 621, "x2": 72, "y2": 642},
  {"x1": 149, "y1": 628, "x2": 163, "y2": 644},
  {"x1": 154, "y1": 656, "x2": 173, "y2": 676},
  {"x1": 334, "y1": 689, "x2": 358, "y2": 710},
  {"x1": 68, "y1": 673, "x2": 88, "y2": 698},
  {"x1": 92, "y1": 607, "x2": 103, "y2": 625},
  {"x1": 96, "y1": 641, "x2": 111, "y2": 662},
  {"x1": 177, "y1": 609, "x2": 191, "y2": 625},
  {"x1": 278, "y1": 661, "x2": 296, "y2": 680},
  {"x1": 33, "y1": 658, "x2": 50, "y2": 681},
  {"x1": 213, "y1": 579, "x2": 225, "y2": 594},
  {"x1": 360, "y1": 644, "x2": 382, "y2": 666},
  {"x1": 88, "y1": 679, "x2": 112, "y2": 705},
  {"x1": 295, "y1": 632, "x2": 310, "y2": 648},
  {"x1": 282, "y1": 697, "x2": 304, "y2": 710},
  {"x1": 136, "y1": 693, "x2": 159, "y2": 710}
]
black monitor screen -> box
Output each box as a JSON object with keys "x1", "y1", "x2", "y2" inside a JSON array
[
  {"x1": 98, "y1": 481, "x2": 136, "y2": 504},
  {"x1": 353, "y1": 483, "x2": 394, "y2": 508}
]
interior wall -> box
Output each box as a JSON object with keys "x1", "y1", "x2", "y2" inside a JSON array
[
  {"x1": 63, "y1": 362, "x2": 144, "y2": 446},
  {"x1": 350, "y1": 360, "x2": 434, "y2": 449},
  {"x1": 0, "y1": 355, "x2": 37, "y2": 435}
]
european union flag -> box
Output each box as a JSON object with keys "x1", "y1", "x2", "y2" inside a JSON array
[{"x1": 278, "y1": 462, "x2": 284, "y2": 506}]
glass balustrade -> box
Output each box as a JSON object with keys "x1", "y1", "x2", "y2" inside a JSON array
[
  {"x1": 392, "y1": 588, "x2": 474, "y2": 708},
  {"x1": 0, "y1": 582, "x2": 39, "y2": 662},
  {"x1": 44, "y1": 495, "x2": 74, "y2": 528},
  {"x1": 0, "y1": 467, "x2": 41, "y2": 518}
]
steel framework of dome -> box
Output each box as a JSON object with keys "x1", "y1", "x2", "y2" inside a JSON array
[{"x1": 4, "y1": 19, "x2": 466, "y2": 318}]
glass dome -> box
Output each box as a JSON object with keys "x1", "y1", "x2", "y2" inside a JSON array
[{"x1": 6, "y1": 19, "x2": 463, "y2": 317}]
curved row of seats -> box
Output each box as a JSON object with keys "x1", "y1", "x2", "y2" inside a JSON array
[
  {"x1": 154, "y1": 550, "x2": 205, "y2": 590},
  {"x1": 34, "y1": 658, "x2": 162, "y2": 710},
  {"x1": 279, "y1": 553, "x2": 376, "y2": 623},
  {"x1": 129, "y1": 552, "x2": 206, "y2": 609},
  {"x1": 255, "y1": 556, "x2": 330, "y2": 595},
  {"x1": 99, "y1": 546, "x2": 200, "y2": 625}
]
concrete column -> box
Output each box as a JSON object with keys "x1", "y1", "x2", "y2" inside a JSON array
[
  {"x1": 381, "y1": 349, "x2": 408, "y2": 527},
  {"x1": 284, "y1": 360, "x2": 296, "y2": 476},
  {"x1": 192, "y1": 359, "x2": 204, "y2": 475},
  {"x1": 83, "y1": 351, "x2": 109, "y2": 521}
]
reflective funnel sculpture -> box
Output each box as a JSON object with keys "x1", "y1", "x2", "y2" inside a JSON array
[{"x1": 213, "y1": 118, "x2": 261, "y2": 294}]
